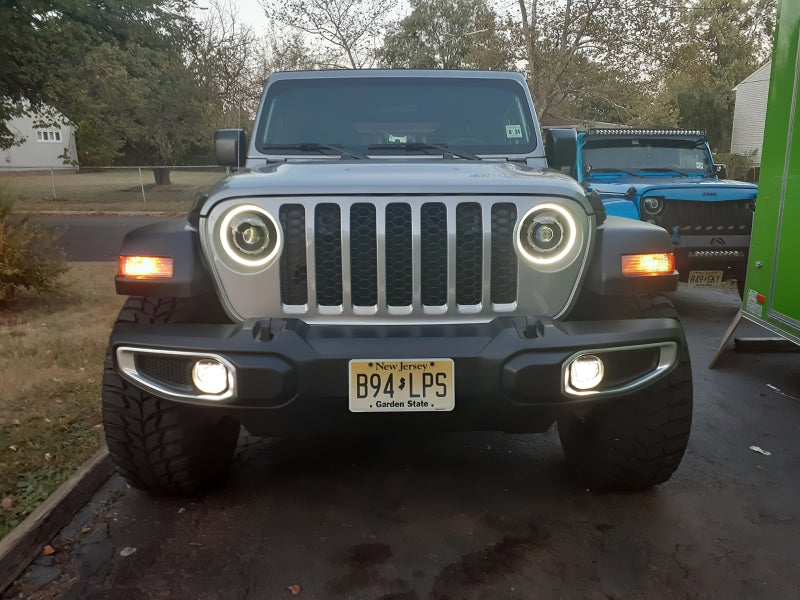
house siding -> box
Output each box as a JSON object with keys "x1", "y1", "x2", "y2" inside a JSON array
[
  {"x1": 1, "y1": 110, "x2": 77, "y2": 171},
  {"x1": 731, "y1": 62, "x2": 772, "y2": 165}
]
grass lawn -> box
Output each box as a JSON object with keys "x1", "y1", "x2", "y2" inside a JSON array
[
  {"x1": 1, "y1": 168, "x2": 228, "y2": 213},
  {"x1": 0, "y1": 263, "x2": 123, "y2": 539}
]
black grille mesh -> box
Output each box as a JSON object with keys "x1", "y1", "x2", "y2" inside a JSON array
[
  {"x1": 421, "y1": 203, "x2": 448, "y2": 306},
  {"x1": 350, "y1": 203, "x2": 378, "y2": 306},
  {"x1": 491, "y1": 203, "x2": 518, "y2": 303},
  {"x1": 649, "y1": 199, "x2": 754, "y2": 235},
  {"x1": 315, "y1": 204, "x2": 343, "y2": 305},
  {"x1": 385, "y1": 203, "x2": 413, "y2": 306},
  {"x1": 136, "y1": 354, "x2": 193, "y2": 387},
  {"x1": 279, "y1": 204, "x2": 308, "y2": 305},
  {"x1": 456, "y1": 203, "x2": 482, "y2": 305}
]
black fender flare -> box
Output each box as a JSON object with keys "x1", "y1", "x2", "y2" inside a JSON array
[
  {"x1": 581, "y1": 216, "x2": 678, "y2": 296},
  {"x1": 115, "y1": 220, "x2": 213, "y2": 298}
]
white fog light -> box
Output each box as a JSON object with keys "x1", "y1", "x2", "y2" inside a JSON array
[
  {"x1": 569, "y1": 354, "x2": 604, "y2": 391},
  {"x1": 192, "y1": 359, "x2": 230, "y2": 395}
]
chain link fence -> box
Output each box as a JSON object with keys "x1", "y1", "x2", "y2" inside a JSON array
[{"x1": 0, "y1": 166, "x2": 230, "y2": 213}]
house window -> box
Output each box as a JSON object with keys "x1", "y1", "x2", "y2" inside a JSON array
[{"x1": 35, "y1": 130, "x2": 62, "y2": 143}]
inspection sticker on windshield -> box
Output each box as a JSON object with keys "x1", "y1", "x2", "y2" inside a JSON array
[
  {"x1": 506, "y1": 125, "x2": 523, "y2": 139},
  {"x1": 349, "y1": 359, "x2": 454, "y2": 412}
]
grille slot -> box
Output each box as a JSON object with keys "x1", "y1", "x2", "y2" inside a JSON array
[
  {"x1": 279, "y1": 204, "x2": 308, "y2": 305},
  {"x1": 350, "y1": 203, "x2": 378, "y2": 306},
  {"x1": 276, "y1": 200, "x2": 519, "y2": 315},
  {"x1": 385, "y1": 203, "x2": 413, "y2": 307},
  {"x1": 315, "y1": 204, "x2": 343, "y2": 306},
  {"x1": 456, "y1": 203, "x2": 483, "y2": 305},
  {"x1": 421, "y1": 203, "x2": 448, "y2": 306},
  {"x1": 490, "y1": 203, "x2": 518, "y2": 303}
]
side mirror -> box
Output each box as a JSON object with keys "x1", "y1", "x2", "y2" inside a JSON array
[
  {"x1": 545, "y1": 128, "x2": 577, "y2": 174},
  {"x1": 714, "y1": 163, "x2": 727, "y2": 179},
  {"x1": 215, "y1": 129, "x2": 247, "y2": 168}
]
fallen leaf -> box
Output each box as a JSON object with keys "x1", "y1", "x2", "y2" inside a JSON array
[
  {"x1": 750, "y1": 445, "x2": 772, "y2": 456},
  {"x1": 43, "y1": 545, "x2": 56, "y2": 556},
  {"x1": 287, "y1": 584, "x2": 301, "y2": 596},
  {"x1": 8, "y1": 446, "x2": 17, "y2": 452},
  {"x1": 1, "y1": 498, "x2": 12, "y2": 510},
  {"x1": 44, "y1": 453, "x2": 53, "y2": 461}
]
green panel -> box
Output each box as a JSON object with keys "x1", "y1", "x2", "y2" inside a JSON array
[{"x1": 744, "y1": 0, "x2": 800, "y2": 340}]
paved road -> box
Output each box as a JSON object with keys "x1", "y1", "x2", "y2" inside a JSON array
[
  {"x1": 6, "y1": 236, "x2": 800, "y2": 598},
  {"x1": 35, "y1": 215, "x2": 178, "y2": 262}
]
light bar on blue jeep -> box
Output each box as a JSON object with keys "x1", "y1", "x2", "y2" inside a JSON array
[{"x1": 588, "y1": 128, "x2": 706, "y2": 136}]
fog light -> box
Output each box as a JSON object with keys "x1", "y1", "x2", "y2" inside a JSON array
[
  {"x1": 192, "y1": 359, "x2": 230, "y2": 395},
  {"x1": 569, "y1": 354, "x2": 604, "y2": 391}
]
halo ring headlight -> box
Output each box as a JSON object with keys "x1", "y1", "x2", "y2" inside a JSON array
[
  {"x1": 219, "y1": 205, "x2": 281, "y2": 268},
  {"x1": 641, "y1": 196, "x2": 665, "y2": 217},
  {"x1": 516, "y1": 203, "x2": 578, "y2": 266}
]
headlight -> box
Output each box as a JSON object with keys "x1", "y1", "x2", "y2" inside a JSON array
[
  {"x1": 641, "y1": 196, "x2": 665, "y2": 217},
  {"x1": 219, "y1": 205, "x2": 281, "y2": 268},
  {"x1": 516, "y1": 203, "x2": 578, "y2": 266}
]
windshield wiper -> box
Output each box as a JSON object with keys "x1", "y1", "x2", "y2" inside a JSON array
[
  {"x1": 262, "y1": 143, "x2": 367, "y2": 160},
  {"x1": 588, "y1": 167, "x2": 641, "y2": 177},
  {"x1": 368, "y1": 142, "x2": 481, "y2": 161},
  {"x1": 638, "y1": 167, "x2": 690, "y2": 177}
]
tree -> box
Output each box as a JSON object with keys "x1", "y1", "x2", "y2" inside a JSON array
[
  {"x1": 661, "y1": 0, "x2": 776, "y2": 151},
  {"x1": 514, "y1": 0, "x2": 684, "y2": 124},
  {"x1": 261, "y1": 0, "x2": 395, "y2": 68},
  {"x1": 378, "y1": 0, "x2": 514, "y2": 71},
  {"x1": 0, "y1": 1, "x2": 194, "y2": 150}
]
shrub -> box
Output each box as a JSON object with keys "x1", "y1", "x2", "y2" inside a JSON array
[{"x1": 0, "y1": 190, "x2": 68, "y2": 306}]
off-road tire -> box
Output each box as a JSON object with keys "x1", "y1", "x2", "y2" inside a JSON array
[
  {"x1": 557, "y1": 295, "x2": 693, "y2": 491},
  {"x1": 102, "y1": 296, "x2": 240, "y2": 495}
]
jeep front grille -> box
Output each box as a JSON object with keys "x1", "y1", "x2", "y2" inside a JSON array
[
  {"x1": 277, "y1": 201, "x2": 518, "y2": 314},
  {"x1": 647, "y1": 199, "x2": 754, "y2": 234}
]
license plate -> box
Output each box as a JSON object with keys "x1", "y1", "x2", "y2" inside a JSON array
[
  {"x1": 688, "y1": 270, "x2": 723, "y2": 286},
  {"x1": 348, "y1": 359, "x2": 455, "y2": 412}
]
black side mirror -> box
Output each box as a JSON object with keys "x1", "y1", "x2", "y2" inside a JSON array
[
  {"x1": 215, "y1": 129, "x2": 247, "y2": 168},
  {"x1": 714, "y1": 163, "x2": 728, "y2": 179},
  {"x1": 545, "y1": 128, "x2": 577, "y2": 174}
]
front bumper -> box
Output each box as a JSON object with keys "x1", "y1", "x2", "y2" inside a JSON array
[{"x1": 109, "y1": 316, "x2": 686, "y2": 435}]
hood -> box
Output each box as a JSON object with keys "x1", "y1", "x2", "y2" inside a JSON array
[
  {"x1": 201, "y1": 160, "x2": 587, "y2": 215},
  {"x1": 587, "y1": 177, "x2": 758, "y2": 202}
]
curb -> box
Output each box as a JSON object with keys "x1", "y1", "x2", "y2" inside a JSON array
[{"x1": 0, "y1": 447, "x2": 114, "y2": 594}]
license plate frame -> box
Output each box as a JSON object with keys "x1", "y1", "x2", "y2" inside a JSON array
[
  {"x1": 348, "y1": 359, "x2": 455, "y2": 412},
  {"x1": 688, "y1": 270, "x2": 724, "y2": 286}
]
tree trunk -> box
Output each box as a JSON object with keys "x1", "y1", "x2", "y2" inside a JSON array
[{"x1": 152, "y1": 168, "x2": 171, "y2": 186}]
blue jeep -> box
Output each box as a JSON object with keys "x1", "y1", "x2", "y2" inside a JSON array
[{"x1": 576, "y1": 128, "x2": 757, "y2": 296}]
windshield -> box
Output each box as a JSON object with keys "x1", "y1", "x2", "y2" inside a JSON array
[
  {"x1": 255, "y1": 76, "x2": 537, "y2": 156},
  {"x1": 582, "y1": 138, "x2": 712, "y2": 176}
]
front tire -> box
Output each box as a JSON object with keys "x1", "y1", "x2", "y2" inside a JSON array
[
  {"x1": 102, "y1": 297, "x2": 240, "y2": 495},
  {"x1": 558, "y1": 295, "x2": 693, "y2": 491}
]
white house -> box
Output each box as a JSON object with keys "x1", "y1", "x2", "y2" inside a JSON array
[
  {"x1": 1, "y1": 107, "x2": 77, "y2": 171},
  {"x1": 730, "y1": 61, "x2": 772, "y2": 166}
]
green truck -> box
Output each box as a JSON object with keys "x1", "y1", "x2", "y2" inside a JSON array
[{"x1": 741, "y1": 0, "x2": 800, "y2": 344}]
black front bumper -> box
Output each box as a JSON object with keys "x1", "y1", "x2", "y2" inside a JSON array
[{"x1": 109, "y1": 316, "x2": 686, "y2": 435}]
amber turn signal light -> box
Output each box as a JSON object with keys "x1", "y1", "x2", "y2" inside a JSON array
[
  {"x1": 119, "y1": 256, "x2": 174, "y2": 279},
  {"x1": 621, "y1": 253, "x2": 675, "y2": 277}
]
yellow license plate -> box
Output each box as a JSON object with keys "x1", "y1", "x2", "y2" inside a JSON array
[
  {"x1": 688, "y1": 270, "x2": 723, "y2": 286},
  {"x1": 348, "y1": 359, "x2": 455, "y2": 412}
]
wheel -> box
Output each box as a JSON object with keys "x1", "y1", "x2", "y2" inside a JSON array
[
  {"x1": 557, "y1": 295, "x2": 693, "y2": 491},
  {"x1": 102, "y1": 297, "x2": 240, "y2": 495}
]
